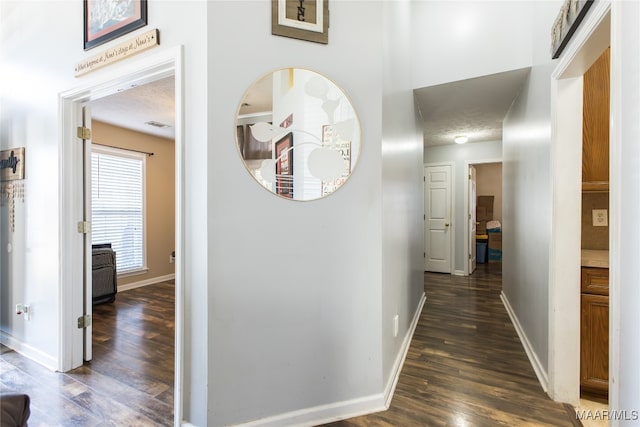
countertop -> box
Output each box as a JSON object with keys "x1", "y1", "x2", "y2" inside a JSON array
[{"x1": 581, "y1": 249, "x2": 609, "y2": 268}]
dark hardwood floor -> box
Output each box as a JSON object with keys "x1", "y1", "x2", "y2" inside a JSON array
[
  {"x1": 1, "y1": 281, "x2": 175, "y2": 427},
  {"x1": 2, "y1": 266, "x2": 581, "y2": 426},
  {"x1": 324, "y1": 263, "x2": 581, "y2": 427}
]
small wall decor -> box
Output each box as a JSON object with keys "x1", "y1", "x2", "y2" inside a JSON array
[
  {"x1": 551, "y1": 0, "x2": 594, "y2": 59},
  {"x1": 272, "y1": 0, "x2": 329, "y2": 44},
  {"x1": 274, "y1": 133, "x2": 294, "y2": 198},
  {"x1": 0, "y1": 148, "x2": 25, "y2": 181},
  {"x1": 84, "y1": 0, "x2": 148, "y2": 50},
  {"x1": 1, "y1": 148, "x2": 26, "y2": 233}
]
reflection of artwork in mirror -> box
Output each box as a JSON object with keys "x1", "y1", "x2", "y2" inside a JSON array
[
  {"x1": 235, "y1": 68, "x2": 361, "y2": 201},
  {"x1": 321, "y1": 125, "x2": 351, "y2": 196},
  {"x1": 272, "y1": 0, "x2": 329, "y2": 44},
  {"x1": 275, "y1": 133, "x2": 294, "y2": 198}
]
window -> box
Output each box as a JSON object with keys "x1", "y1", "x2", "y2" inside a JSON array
[{"x1": 91, "y1": 145, "x2": 146, "y2": 275}]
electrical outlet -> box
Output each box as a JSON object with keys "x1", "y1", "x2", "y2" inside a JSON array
[{"x1": 592, "y1": 209, "x2": 608, "y2": 227}]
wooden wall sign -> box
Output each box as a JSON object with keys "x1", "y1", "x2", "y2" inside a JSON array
[
  {"x1": 551, "y1": 0, "x2": 594, "y2": 59},
  {"x1": 75, "y1": 28, "x2": 159, "y2": 77},
  {"x1": 0, "y1": 148, "x2": 25, "y2": 181}
]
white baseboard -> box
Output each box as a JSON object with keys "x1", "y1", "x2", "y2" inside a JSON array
[
  {"x1": 383, "y1": 292, "x2": 427, "y2": 407},
  {"x1": 500, "y1": 291, "x2": 549, "y2": 392},
  {"x1": 238, "y1": 292, "x2": 427, "y2": 427},
  {"x1": 181, "y1": 423, "x2": 197, "y2": 427},
  {"x1": 453, "y1": 270, "x2": 465, "y2": 276},
  {"x1": 118, "y1": 273, "x2": 175, "y2": 292},
  {"x1": 238, "y1": 393, "x2": 386, "y2": 427},
  {"x1": 0, "y1": 332, "x2": 58, "y2": 371}
]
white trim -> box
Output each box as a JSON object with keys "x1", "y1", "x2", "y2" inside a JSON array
[
  {"x1": 462, "y1": 158, "x2": 502, "y2": 276},
  {"x1": 548, "y1": 0, "x2": 611, "y2": 406},
  {"x1": 384, "y1": 293, "x2": 426, "y2": 407},
  {"x1": 238, "y1": 394, "x2": 386, "y2": 427},
  {"x1": 424, "y1": 162, "x2": 455, "y2": 274},
  {"x1": 452, "y1": 270, "x2": 465, "y2": 277},
  {"x1": 501, "y1": 291, "x2": 549, "y2": 392},
  {"x1": 1, "y1": 333, "x2": 58, "y2": 372},
  {"x1": 58, "y1": 45, "x2": 185, "y2": 427},
  {"x1": 118, "y1": 274, "x2": 175, "y2": 292},
  {"x1": 237, "y1": 293, "x2": 426, "y2": 427}
]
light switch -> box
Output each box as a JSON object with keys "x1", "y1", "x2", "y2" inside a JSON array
[{"x1": 592, "y1": 209, "x2": 608, "y2": 227}]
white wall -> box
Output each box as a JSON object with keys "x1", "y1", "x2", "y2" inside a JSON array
[
  {"x1": 381, "y1": 0, "x2": 425, "y2": 390},
  {"x1": 0, "y1": 1, "x2": 209, "y2": 424},
  {"x1": 502, "y1": 0, "x2": 562, "y2": 377},
  {"x1": 206, "y1": 2, "x2": 421, "y2": 426},
  {"x1": 424, "y1": 140, "x2": 502, "y2": 272},
  {"x1": 610, "y1": 1, "x2": 640, "y2": 424},
  {"x1": 412, "y1": 1, "x2": 533, "y2": 89}
]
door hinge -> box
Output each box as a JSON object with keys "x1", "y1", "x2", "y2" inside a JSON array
[
  {"x1": 424, "y1": 252, "x2": 426, "y2": 258},
  {"x1": 77, "y1": 221, "x2": 91, "y2": 234},
  {"x1": 424, "y1": 214, "x2": 426, "y2": 221},
  {"x1": 77, "y1": 314, "x2": 92, "y2": 329},
  {"x1": 468, "y1": 254, "x2": 472, "y2": 260},
  {"x1": 468, "y1": 213, "x2": 471, "y2": 219},
  {"x1": 469, "y1": 174, "x2": 472, "y2": 179},
  {"x1": 77, "y1": 126, "x2": 91, "y2": 140}
]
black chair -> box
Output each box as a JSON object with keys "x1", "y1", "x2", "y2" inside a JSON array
[
  {"x1": 92, "y1": 243, "x2": 118, "y2": 304},
  {"x1": 0, "y1": 393, "x2": 30, "y2": 427}
]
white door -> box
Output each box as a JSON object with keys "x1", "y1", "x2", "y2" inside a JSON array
[
  {"x1": 468, "y1": 165, "x2": 477, "y2": 274},
  {"x1": 80, "y1": 105, "x2": 93, "y2": 362},
  {"x1": 424, "y1": 165, "x2": 452, "y2": 273}
]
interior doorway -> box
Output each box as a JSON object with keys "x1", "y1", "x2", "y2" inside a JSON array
[
  {"x1": 59, "y1": 47, "x2": 184, "y2": 425},
  {"x1": 548, "y1": 0, "x2": 611, "y2": 407},
  {"x1": 465, "y1": 160, "x2": 502, "y2": 276}
]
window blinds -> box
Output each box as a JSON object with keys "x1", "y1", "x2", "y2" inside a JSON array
[{"x1": 91, "y1": 146, "x2": 146, "y2": 274}]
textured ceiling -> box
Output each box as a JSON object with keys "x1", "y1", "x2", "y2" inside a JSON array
[
  {"x1": 414, "y1": 68, "x2": 531, "y2": 146},
  {"x1": 89, "y1": 76, "x2": 175, "y2": 140}
]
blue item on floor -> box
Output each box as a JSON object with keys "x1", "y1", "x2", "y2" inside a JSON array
[
  {"x1": 476, "y1": 241, "x2": 488, "y2": 264},
  {"x1": 488, "y1": 248, "x2": 502, "y2": 262}
]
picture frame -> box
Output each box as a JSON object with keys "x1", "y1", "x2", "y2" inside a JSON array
[
  {"x1": 272, "y1": 0, "x2": 329, "y2": 44},
  {"x1": 84, "y1": 0, "x2": 148, "y2": 50},
  {"x1": 550, "y1": 0, "x2": 594, "y2": 59},
  {"x1": 274, "y1": 133, "x2": 294, "y2": 198}
]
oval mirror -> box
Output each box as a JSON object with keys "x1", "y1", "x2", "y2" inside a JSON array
[{"x1": 236, "y1": 68, "x2": 361, "y2": 201}]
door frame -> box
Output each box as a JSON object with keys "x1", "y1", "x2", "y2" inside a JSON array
[
  {"x1": 548, "y1": 0, "x2": 611, "y2": 406},
  {"x1": 59, "y1": 46, "x2": 184, "y2": 425},
  {"x1": 463, "y1": 159, "x2": 502, "y2": 276},
  {"x1": 424, "y1": 162, "x2": 455, "y2": 274}
]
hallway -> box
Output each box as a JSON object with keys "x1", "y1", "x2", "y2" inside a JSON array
[{"x1": 325, "y1": 264, "x2": 580, "y2": 427}]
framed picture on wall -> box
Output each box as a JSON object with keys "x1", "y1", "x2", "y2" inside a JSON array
[
  {"x1": 84, "y1": 0, "x2": 148, "y2": 50},
  {"x1": 271, "y1": 0, "x2": 329, "y2": 44},
  {"x1": 274, "y1": 133, "x2": 294, "y2": 198}
]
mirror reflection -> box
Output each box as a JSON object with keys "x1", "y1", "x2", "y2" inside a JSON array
[{"x1": 236, "y1": 68, "x2": 360, "y2": 201}]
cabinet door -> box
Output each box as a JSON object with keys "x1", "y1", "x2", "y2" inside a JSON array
[
  {"x1": 581, "y1": 293, "x2": 609, "y2": 396},
  {"x1": 582, "y1": 48, "x2": 610, "y2": 191}
]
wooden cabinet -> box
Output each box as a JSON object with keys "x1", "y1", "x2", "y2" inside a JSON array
[
  {"x1": 580, "y1": 267, "x2": 609, "y2": 397},
  {"x1": 582, "y1": 48, "x2": 610, "y2": 192}
]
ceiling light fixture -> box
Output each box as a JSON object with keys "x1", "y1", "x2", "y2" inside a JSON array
[{"x1": 454, "y1": 135, "x2": 468, "y2": 144}]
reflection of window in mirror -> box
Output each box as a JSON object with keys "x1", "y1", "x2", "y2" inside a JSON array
[{"x1": 236, "y1": 68, "x2": 360, "y2": 201}]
